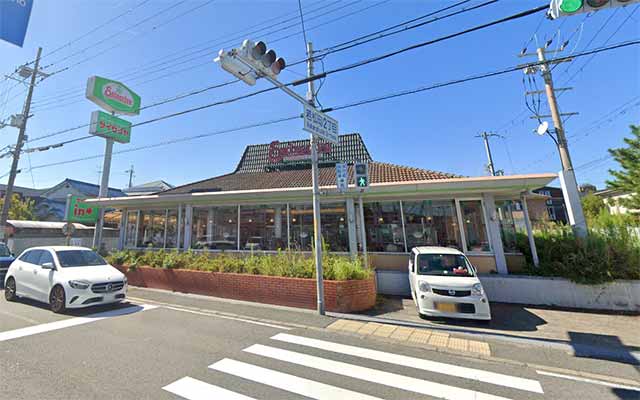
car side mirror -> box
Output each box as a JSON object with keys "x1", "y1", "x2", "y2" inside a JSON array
[{"x1": 41, "y1": 262, "x2": 55, "y2": 270}]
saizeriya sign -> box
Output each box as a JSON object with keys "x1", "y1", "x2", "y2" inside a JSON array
[
  {"x1": 86, "y1": 76, "x2": 141, "y2": 116},
  {"x1": 268, "y1": 140, "x2": 332, "y2": 164},
  {"x1": 67, "y1": 196, "x2": 98, "y2": 224},
  {"x1": 89, "y1": 111, "x2": 132, "y2": 143}
]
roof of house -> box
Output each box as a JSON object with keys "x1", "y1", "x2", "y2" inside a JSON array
[
  {"x1": 40, "y1": 178, "x2": 125, "y2": 198},
  {"x1": 124, "y1": 180, "x2": 174, "y2": 195},
  {"x1": 0, "y1": 184, "x2": 46, "y2": 198}
]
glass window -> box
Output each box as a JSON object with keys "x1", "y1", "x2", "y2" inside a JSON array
[
  {"x1": 403, "y1": 200, "x2": 461, "y2": 251},
  {"x1": 38, "y1": 250, "x2": 54, "y2": 266},
  {"x1": 125, "y1": 211, "x2": 138, "y2": 248},
  {"x1": 20, "y1": 250, "x2": 42, "y2": 264},
  {"x1": 56, "y1": 250, "x2": 107, "y2": 267},
  {"x1": 137, "y1": 210, "x2": 166, "y2": 248},
  {"x1": 0, "y1": 243, "x2": 11, "y2": 257},
  {"x1": 363, "y1": 202, "x2": 405, "y2": 252},
  {"x1": 496, "y1": 200, "x2": 518, "y2": 253},
  {"x1": 319, "y1": 203, "x2": 348, "y2": 252},
  {"x1": 239, "y1": 205, "x2": 286, "y2": 251},
  {"x1": 165, "y1": 209, "x2": 179, "y2": 248},
  {"x1": 290, "y1": 204, "x2": 314, "y2": 251},
  {"x1": 460, "y1": 200, "x2": 490, "y2": 252},
  {"x1": 192, "y1": 206, "x2": 238, "y2": 250},
  {"x1": 417, "y1": 253, "x2": 474, "y2": 277}
]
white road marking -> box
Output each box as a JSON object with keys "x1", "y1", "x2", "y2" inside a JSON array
[
  {"x1": 243, "y1": 344, "x2": 514, "y2": 400},
  {"x1": 163, "y1": 376, "x2": 257, "y2": 400},
  {"x1": 163, "y1": 305, "x2": 291, "y2": 330},
  {"x1": 0, "y1": 304, "x2": 157, "y2": 342},
  {"x1": 537, "y1": 370, "x2": 640, "y2": 392},
  {"x1": 272, "y1": 333, "x2": 543, "y2": 394},
  {"x1": 210, "y1": 358, "x2": 385, "y2": 400},
  {"x1": 0, "y1": 309, "x2": 41, "y2": 325}
]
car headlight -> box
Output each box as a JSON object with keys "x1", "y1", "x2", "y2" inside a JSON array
[
  {"x1": 123, "y1": 277, "x2": 128, "y2": 285},
  {"x1": 418, "y1": 281, "x2": 431, "y2": 293},
  {"x1": 69, "y1": 280, "x2": 90, "y2": 290},
  {"x1": 471, "y1": 283, "x2": 484, "y2": 296}
]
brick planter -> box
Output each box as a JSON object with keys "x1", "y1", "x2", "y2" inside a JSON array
[{"x1": 116, "y1": 265, "x2": 376, "y2": 313}]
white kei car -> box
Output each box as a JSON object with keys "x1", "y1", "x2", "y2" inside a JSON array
[
  {"x1": 3, "y1": 246, "x2": 127, "y2": 313},
  {"x1": 408, "y1": 246, "x2": 491, "y2": 322}
]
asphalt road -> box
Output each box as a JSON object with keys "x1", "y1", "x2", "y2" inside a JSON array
[{"x1": 0, "y1": 288, "x2": 639, "y2": 400}]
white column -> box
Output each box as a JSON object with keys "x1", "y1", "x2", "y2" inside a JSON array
[
  {"x1": 482, "y1": 193, "x2": 508, "y2": 274},
  {"x1": 207, "y1": 207, "x2": 215, "y2": 242},
  {"x1": 183, "y1": 205, "x2": 193, "y2": 250},
  {"x1": 346, "y1": 198, "x2": 357, "y2": 258},
  {"x1": 521, "y1": 194, "x2": 540, "y2": 267},
  {"x1": 176, "y1": 205, "x2": 183, "y2": 250},
  {"x1": 118, "y1": 209, "x2": 127, "y2": 250},
  {"x1": 358, "y1": 197, "x2": 368, "y2": 268},
  {"x1": 274, "y1": 206, "x2": 282, "y2": 239}
]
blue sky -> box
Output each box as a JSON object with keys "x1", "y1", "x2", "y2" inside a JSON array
[{"x1": 0, "y1": 0, "x2": 638, "y2": 191}]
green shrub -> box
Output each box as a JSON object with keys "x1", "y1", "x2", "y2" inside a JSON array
[
  {"x1": 106, "y1": 249, "x2": 370, "y2": 280},
  {"x1": 516, "y1": 223, "x2": 640, "y2": 284}
]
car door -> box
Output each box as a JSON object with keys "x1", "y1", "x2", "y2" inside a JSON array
[
  {"x1": 15, "y1": 250, "x2": 42, "y2": 299},
  {"x1": 32, "y1": 250, "x2": 56, "y2": 302}
]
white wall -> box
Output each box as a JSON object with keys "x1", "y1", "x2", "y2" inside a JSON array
[{"x1": 8, "y1": 237, "x2": 118, "y2": 255}]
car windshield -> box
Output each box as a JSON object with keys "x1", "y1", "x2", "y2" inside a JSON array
[
  {"x1": 55, "y1": 250, "x2": 108, "y2": 268},
  {"x1": 0, "y1": 243, "x2": 11, "y2": 257},
  {"x1": 417, "y1": 254, "x2": 474, "y2": 277}
]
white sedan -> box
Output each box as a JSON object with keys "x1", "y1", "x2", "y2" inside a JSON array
[
  {"x1": 408, "y1": 246, "x2": 491, "y2": 322},
  {"x1": 3, "y1": 246, "x2": 127, "y2": 313}
]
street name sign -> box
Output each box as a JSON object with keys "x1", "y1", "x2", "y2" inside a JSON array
[
  {"x1": 89, "y1": 111, "x2": 132, "y2": 143},
  {"x1": 0, "y1": 0, "x2": 33, "y2": 47},
  {"x1": 86, "y1": 76, "x2": 141, "y2": 116},
  {"x1": 67, "y1": 196, "x2": 98, "y2": 224},
  {"x1": 303, "y1": 104, "x2": 339, "y2": 144},
  {"x1": 336, "y1": 162, "x2": 348, "y2": 192}
]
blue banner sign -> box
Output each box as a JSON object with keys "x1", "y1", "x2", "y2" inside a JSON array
[{"x1": 0, "y1": 0, "x2": 33, "y2": 47}]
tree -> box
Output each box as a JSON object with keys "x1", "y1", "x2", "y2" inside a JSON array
[
  {"x1": 0, "y1": 194, "x2": 35, "y2": 220},
  {"x1": 581, "y1": 194, "x2": 606, "y2": 223},
  {"x1": 607, "y1": 125, "x2": 640, "y2": 213}
]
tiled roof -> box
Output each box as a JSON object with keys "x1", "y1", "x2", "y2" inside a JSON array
[{"x1": 162, "y1": 161, "x2": 459, "y2": 195}]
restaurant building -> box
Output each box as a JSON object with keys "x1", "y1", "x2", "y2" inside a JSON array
[{"x1": 87, "y1": 134, "x2": 554, "y2": 277}]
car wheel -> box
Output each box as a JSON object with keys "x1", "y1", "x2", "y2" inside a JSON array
[
  {"x1": 49, "y1": 285, "x2": 66, "y2": 314},
  {"x1": 4, "y1": 277, "x2": 17, "y2": 301}
]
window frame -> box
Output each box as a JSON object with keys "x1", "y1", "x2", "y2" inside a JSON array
[{"x1": 455, "y1": 197, "x2": 493, "y2": 255}]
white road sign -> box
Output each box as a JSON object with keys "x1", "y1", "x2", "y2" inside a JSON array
[
  {"x1": 335, "y1": 163, "x2": 348, "y2": 193},
  {"x1": 303, "y1": 104, "x2": 339, "y2": 144}
]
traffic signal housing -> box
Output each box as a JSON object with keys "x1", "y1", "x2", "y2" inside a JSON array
[
  {"x1": 214, "y1": 49, "x2": 257, "y2": 86},
  {"x1": 549, "y1": 0, "x2": 638, "y2": 19},
  {"x1": 355, "y1": 163, "x2": 369, "y2": 188},
  {"x1": 240, "y1": 39, "x2": 286, "y2": 79}
]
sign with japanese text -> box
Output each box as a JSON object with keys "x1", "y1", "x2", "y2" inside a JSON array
[
  {"x1": 336, "y1": 163, "x2": 348, "y2": 192},
  {"x1": 0, "y1": 0, "x2": 33, "y2": 47},
  {"x1": 303, "y1": 104, "x2": 339, "y2": 144},
  {"x1": 67, "y1": 196, "x2": 98, "y2": 224},
  {"x1": 86, "y1": 76, "x2": 141, "y2": 115},
  {"x1": 267, "y1": 140, "x2": 332, "y2": 164},
  {"x1": 89, "y1": 111, "x2": 132, "y2": 143}
]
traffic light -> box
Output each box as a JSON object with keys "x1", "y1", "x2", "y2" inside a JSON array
[
  {"x1": 214, "y1": 49, "x2": 257, "y2": 86},
  {"x1": 549, "y1": 0, "x2": 639, "y2": 19},
  {"x1": 355, "y1": 163, "x2": 369, "y2": 188},
  {"x1": 239, "y1": 39, "x2": 286, "y2": 79}
]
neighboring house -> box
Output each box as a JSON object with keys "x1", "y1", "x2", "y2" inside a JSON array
[
  {"x1": 595, "y1": 189, "x2": 638, "y2": 215},
  {"x1": 124, "y1": 180, "x2": 174, "y2": 196},
  {"x1": 532, "y1": 186, "x2": 568, "y2": 224}
]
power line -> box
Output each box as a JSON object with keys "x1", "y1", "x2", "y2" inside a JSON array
[
  {"x1": 24, "y1": 39, "x2": 640, "y2": 166},
  {"x1": 297, "y1": 0, "x2": 309, "y2": 49}
]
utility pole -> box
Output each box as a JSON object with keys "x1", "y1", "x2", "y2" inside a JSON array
[
  {"x1": 0, "y1": 47, "x2": 42, "y2": 243},
  {"x1": 307, "y1": 42, "x2": 325, "y2": 315},
  {"x1": 125, "y1": 165, "x2": 135, "y2": 188},
  {"x1": 475, "y1": 132, "x2": 503, "y2": 176},
  {"x1": 522, "y1": 47, "x2": 587, "y2": 237}
]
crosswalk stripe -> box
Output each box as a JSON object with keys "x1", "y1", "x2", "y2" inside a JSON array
[
  {"x1": 163, "y1": 376, "x2": 257, "y2": 400},
  {"x1": 271, "y1": 333, "x2": 543, "y2": 394},
  {"x1": 244, "y1": 344, "x2": 515, "y2": 400},
  {"x1": 210, "y1": 358, "x2": 385, "y2": 400}
]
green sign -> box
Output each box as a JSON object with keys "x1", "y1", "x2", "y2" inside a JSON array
[
  {"x1": 89, "y1": 111, "x2": 132, "y2": 143},
  {"x1": 86, "y1": 76, "x2": 141, "y2": 116},
  {"x1": 67, "y1": 196, "x2": 98, "y2": 224},
  {"x1": 357, "y1": 176, "x2": 368, "y2": 187}
]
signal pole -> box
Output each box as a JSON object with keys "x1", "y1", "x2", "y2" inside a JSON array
[
  {"x1": 307, "y1": 42, "x2": 326, "y2": 315},
  {"x1": 522, "y1": 47, "x2": 587, "y2": 237},
  {"x1": 0, "y1": 47, "x2": 42, "y2": 243},
  {"x1": 475, "y1": 132, "x2": 503, "y2": 176},
  {"x1": 126, "y1": 165, "x2": 135, "y2": 188}
]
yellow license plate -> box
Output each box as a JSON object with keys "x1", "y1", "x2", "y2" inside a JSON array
[{"x1": 435, "y1": 303, "x2": 458, "y2": 313}]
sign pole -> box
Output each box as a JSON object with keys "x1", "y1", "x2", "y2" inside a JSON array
[
  {"x1": 307, "y1": 42, "x2": 325, "y2": 315},
  {"x1": 92, "y1": 138, "x2": 114, "y2": 250},
  {"x1": 64, "y1": 194, "x2": 72, "y2": 246}
]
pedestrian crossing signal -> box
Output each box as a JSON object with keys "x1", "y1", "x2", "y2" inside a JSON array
[
  {"x1": 354, "y1": 162, "x2": 368, "y2": 188},
  {"x1": 357, "y1": 176, "x2": 368, "y2": 187}
]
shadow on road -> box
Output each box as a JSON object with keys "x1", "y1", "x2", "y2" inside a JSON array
[{"x1": 568, "y1": 331, "x2": 640, "y2": 366}]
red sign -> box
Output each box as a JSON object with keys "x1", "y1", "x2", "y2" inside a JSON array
[{"x1": 268, "y1": 140, "x2": 332, "y2": 164}]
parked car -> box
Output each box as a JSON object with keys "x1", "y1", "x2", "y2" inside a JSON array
[
  {"x1": 3, "y1": 246, "x2": 127, "y2": 313},
  {"x1": 408, "y1": 246, "x2": 491, "y2": 322},
  {"x1": 0, "y1": 242, "x2": 15, "y2": 283}
]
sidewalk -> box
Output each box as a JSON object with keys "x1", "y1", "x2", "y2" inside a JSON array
[{"x1": 349, "y1": 296, "x2": 640, "y2": 365}]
